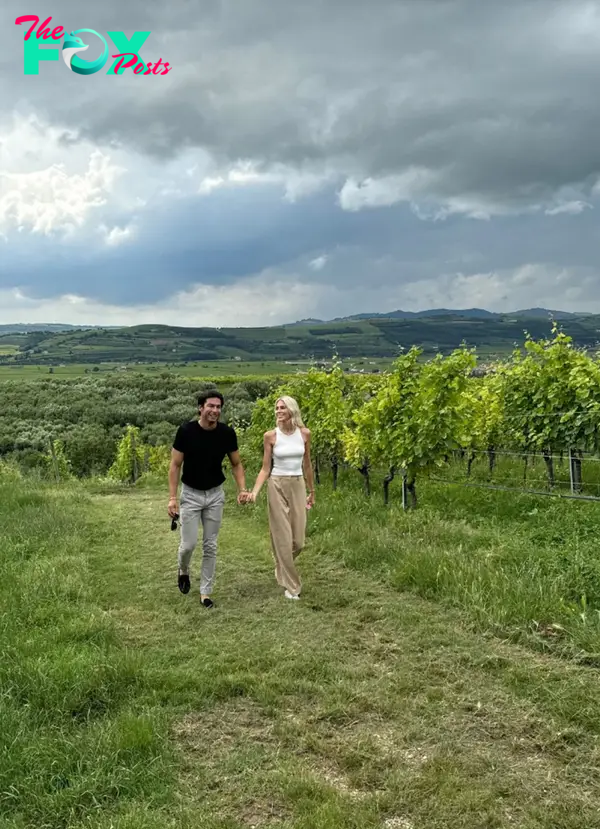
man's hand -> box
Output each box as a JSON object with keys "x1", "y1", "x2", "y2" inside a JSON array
[
  {"x1": 168, "y1": 497, "x2": 178, "y2": 517},
  {"x1": 237, "y1": 490, "x2": 251, "y2": 505}
]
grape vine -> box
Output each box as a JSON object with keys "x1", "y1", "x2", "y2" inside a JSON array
[{"x1": 99, "y1": 323, "x2": 600, "y2": 506}]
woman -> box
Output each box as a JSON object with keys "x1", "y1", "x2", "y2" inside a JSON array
[{"x1": 247, "y1": 396, "x2": 315, "y2": 600}]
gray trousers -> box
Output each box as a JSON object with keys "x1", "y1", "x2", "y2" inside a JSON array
[{"x1": 177, "y1": 483, "x2": 225, "y2": 595}]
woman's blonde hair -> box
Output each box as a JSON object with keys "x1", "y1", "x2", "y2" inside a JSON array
[{"x1": 276, "y1": 395, "x2": 305, "y2": 428}]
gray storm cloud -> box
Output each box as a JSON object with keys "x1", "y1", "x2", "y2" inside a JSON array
[
  {"x1": 4, "y1": 0, "x2": 600, "y2": 215},
  {"x1": 2, "y1": 0, "x2": 600, "y2": 322}
]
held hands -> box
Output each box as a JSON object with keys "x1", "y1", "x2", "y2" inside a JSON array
[
  {"x1": 171, "y1": 490, "x2": 310, "y2": 509},
  {"x1": 170, "y1": 493, "x2": 253, "y2": 510},
  {"x1": 237, "y1": 490, "x2": 314, "y2": 507}
]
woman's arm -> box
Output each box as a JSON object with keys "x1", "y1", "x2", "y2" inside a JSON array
[
  {"x1": 250, "y1": 431, "x2": 274, "y2": 500},
  {"x1": 302, "y1": 428, "x2": 315, "y2": 505}
]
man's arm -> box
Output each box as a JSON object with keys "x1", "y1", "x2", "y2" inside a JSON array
[
  {"x1": 227, "y1": 449, "x2": 247, "y2": 501},
  {"x1": 168, "y1": 448, "x2": 184, "y2": 516}
]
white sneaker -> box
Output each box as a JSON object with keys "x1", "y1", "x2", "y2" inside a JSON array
[{"x1": 284, "y1": 590, "x2": 300, "y2": 600}]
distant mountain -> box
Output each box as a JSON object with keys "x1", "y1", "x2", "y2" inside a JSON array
[
  {"x1": 287, "y1": 318, "x2": 325, "y2": 326},
  {"x1": 0, "y1": 323, "x2": 115, "y2": 334},
  {"x1": 340, "y1": 308, "x2": 498, "y2": 321},
  {"x1": 509, "y1": 307, "x2": 589, "y2": 319},
  {"x1": 286, "y1": 307, "x2": 588, "y2": 325},
  {"x1": 0, "y1": 308, "x2": 589, "y2": 334}
]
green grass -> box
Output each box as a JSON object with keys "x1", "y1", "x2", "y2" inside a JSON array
[
  {"x1": 316, "y1": 468, "x2": 600, "y2": 656},
  {"x1": 0, "y1": 360, "x2": 300, "y2": 380},
  {"x1": 3, "y1": 463, "x2": 600, "y2": 828},
  {"x1": 0, "y1": 357, "x2": 389, "y2": 382}
]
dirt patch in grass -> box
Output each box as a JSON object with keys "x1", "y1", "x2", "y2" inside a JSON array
[
  {"x1": 171, "y1": 698, "x2": 292, "y2": 826},
  {"x1": 172, "y1": 697, "x2": 278, "y2": 753}
]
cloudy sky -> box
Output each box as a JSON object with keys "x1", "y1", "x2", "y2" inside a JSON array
[{"x1": 2, "y1": 0, "x2": 600, "y2": 326}]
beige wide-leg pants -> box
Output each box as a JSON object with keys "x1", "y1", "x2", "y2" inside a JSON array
[{"x1": 267, "y1": 475, "x2": 306, "y2": 595}]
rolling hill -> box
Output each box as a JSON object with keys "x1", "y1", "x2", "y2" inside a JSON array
[
  {"x1": 0, "y1": 323, "x2": 116, "y2": 334},
  {"x1": 0, "y1": 310, "x2": 598, "y2": 366}
]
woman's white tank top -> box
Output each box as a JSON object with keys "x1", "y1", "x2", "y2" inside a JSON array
[{"x1": 271, "y1": 427, "x2": 305, "y2": 475}]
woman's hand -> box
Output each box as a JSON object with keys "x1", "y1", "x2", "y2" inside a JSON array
[{"x1": 306, "y1": 490, "x2": 315, "y2": 509}]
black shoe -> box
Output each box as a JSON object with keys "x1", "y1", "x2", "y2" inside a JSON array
[
  {"x1": 200, "y1": 597, "x2": 214, "y2": 608},
  {"x1": 178, "y1": 573, "x2": 190, "y2": 594}
]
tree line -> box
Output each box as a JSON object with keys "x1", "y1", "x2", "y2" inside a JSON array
[{"x1": 0, "y1": 374, "x2": 273, "y2": 477}]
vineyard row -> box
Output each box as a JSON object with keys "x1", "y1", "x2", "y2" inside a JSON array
[{"x1": 28, "y1": 325, "x2": 600, "y2": 506}]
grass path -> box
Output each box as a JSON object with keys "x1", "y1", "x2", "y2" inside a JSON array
[{"x1": 75, "y1": 486, "x2": 600, "y2": 829}]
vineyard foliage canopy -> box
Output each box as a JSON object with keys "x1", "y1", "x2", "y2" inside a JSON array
[{"x1": 1, "y1": 326, "x2": 599, "y2": 500}]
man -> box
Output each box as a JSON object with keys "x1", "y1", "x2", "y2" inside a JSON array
[{"x1": 168, "y1": 389, "x2": 248, "y2": 607}]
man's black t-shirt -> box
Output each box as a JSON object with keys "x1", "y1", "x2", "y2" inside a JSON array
[{"x1": 173, "y1": 420, "x2": 238, "y2": 491}]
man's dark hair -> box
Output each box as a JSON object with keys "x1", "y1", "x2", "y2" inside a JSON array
[{"x1": 198, "y1": 389, "x2": 224, "y2": 408}]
